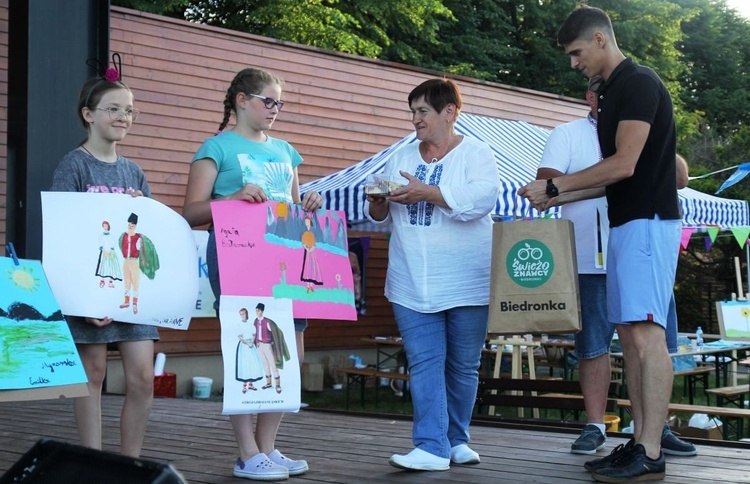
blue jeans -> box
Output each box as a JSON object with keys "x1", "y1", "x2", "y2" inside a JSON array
[
  {"x1": 392, "y1": 303, "x2": 488, "y2": 458},
  {"x1": 207, "y1": 228, "x2": 307, "y2": 332},
  {"x1": 574, "y1": 274, "x2": 615, "y2": 359},
  {"x1": 666, "y1": 294, "x2": 677, "y2": 353}
]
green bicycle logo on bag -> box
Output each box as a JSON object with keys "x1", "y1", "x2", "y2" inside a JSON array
[{"x1": 506, "y1": 239, "x2": 554, "y2": 288}]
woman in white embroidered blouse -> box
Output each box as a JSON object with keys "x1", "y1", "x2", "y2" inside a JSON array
[{"x1": 366, "y1": 78, "x2": 500, "y2": 472}]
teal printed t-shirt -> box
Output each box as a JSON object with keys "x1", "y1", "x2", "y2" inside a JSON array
[{"x1": 193, "y1": 131, "x2": 303, "y2": 203}]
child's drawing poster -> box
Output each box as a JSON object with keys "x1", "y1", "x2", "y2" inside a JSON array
[
  {"x1": 0, "y1": 257, "x2": 88, "y2": 401},
  {"x1": 193, "y1": 230, "x2": 217, "y2": 318},
  {"x1": 716, "y1": 300, "x2": 750, "y2": 341},
  {"x1": 41, "y1": 192, "x2": 198, "y2": 330},
  {"x1": 211, "y1": 201, "x2": 357, "y2": 320},
  {"x1": 219, "y1": 295, "x2": 300, "y2": 414}
]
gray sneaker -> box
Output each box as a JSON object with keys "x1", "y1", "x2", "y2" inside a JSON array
[
  {"x1": 571, "y1": 424, "x2": 606, "y2": 455},
  {"x1": 661, "y1": 424, "x2": 697, "y2": 456}
]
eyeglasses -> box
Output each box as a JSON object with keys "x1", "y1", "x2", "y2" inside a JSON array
[
  {"x1": 96, "y1": 107, "x2": 140, "y2": 121},
  {"x1": 247, "y1": 93, "x2": 285, "y2": 111}
]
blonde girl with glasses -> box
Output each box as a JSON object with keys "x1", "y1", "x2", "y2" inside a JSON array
[
  {"x1": 50, "y1": 75, "x2": 156, "y2": 458},
  {"x1": 183, "y1": 67, "x2": 322, "y2": 481}
]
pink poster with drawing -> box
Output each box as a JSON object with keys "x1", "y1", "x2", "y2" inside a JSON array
[{"x1": 210, "y1": 201, "x2": 357, "y2": 320}]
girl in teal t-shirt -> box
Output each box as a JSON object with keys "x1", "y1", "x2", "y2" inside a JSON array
[{"x1": 183, "y1": 67, "x2": 322, "y2": 481}]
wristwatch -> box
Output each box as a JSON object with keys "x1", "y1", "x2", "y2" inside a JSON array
[{"x1": 546, "y1": 178, "x2": 559, "y2": 197}]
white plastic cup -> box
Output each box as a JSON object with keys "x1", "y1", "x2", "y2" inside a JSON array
[
  {"x1": 153, "y1": 353, "x2": 166, "y2": 377},
  {"x1": 192, "y1": 376, "x2": 212, "y2": 399}
]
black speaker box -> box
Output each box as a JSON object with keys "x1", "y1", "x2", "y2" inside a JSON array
[{"x1": 0, "y1": 439, "x2": 186, "y2": 484}]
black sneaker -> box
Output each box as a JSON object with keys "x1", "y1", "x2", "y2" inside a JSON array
[
  {"x1": 571, "y1": 424, "x2": 607, "y2": 455},
  {"x1": 584, "y1": 439, "x2": 635, "y2": 473},
  {"x1": 591, "y1": 444, "x2": 665, "y2": 483},
  {"x1": 661, "y1": 424, "x2": 697, "y2": 456}
]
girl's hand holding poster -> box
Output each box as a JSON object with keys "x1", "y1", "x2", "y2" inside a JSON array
[{"x1": 210, "y1": 200, "x2": 357, "y2": 320}]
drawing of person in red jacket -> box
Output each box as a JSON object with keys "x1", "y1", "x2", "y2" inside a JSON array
[
  {"x1": 252, "y1": 303, "x2": 290, "y2": 393},
  {"x1": 118, "y1": 212, "x2": 159, "y2": 314}
]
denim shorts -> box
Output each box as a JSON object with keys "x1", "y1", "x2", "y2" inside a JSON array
[
  {"x1": 666, "y1": 294, "x2": 677, "y2": 353},
  {"x1": 607, "y1": 216, "x2": 681, "y2": 328},
  {"x1": 207, "y1": 228, "x2": 307, "y2": 332},
  {"x1": 573, "y1": 273, "x2": 616, "y2": 359}
]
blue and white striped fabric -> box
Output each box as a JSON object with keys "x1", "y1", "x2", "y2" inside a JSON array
[
  {"x1": 678, "y1": 187, "x2": 749, "y2": 228},
  {"x1": 301, "y1": 113, "x2": 749, "y2": 231},
  {"x1": 302, "y1": 113, "x2": 553, "y2": 230}
]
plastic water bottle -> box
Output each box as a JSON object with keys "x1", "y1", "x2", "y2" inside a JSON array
[{"x1": 696, "y1": 326, "x2": 704, "y2": 349}]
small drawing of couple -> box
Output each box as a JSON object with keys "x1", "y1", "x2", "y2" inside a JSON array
[{"x1": 235, "y1": 303, "x2": 290, "y2": 394}]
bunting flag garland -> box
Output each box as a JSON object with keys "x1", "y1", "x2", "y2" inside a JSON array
[
  {"x1": 731, "y1": 227, "x2": 750, "y2": 249},
  {"x1": 707, "y1": 226, "x2": 720, "y2": 243},
  {"x1": 716, "y1": 162, "x2": 750, "y2": 194},
  {"x1": 688, "y1": 162, "x2": 750, "y2": 194},
  {"x1": 681, "y1": 227, "x2": 696, "y2": 249},
  {"x1": 684, "y1": 225, "x2": 750, "y2": 251}
]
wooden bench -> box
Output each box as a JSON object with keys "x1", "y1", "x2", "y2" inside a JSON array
[
  {"x1": 616, "y1": 399, "x2": 750, "y2": 440},
  {"x1": 674, "y1": 365, "x2": 715, "y2": 404},
  {"x1": 337, "y1": 367, "x2": 409, "y2": 410},
  {"x1": 476, "y1": 378, "x2": 620, "y2": 423},
  {"x1": 705, "y1": 384, "x2": 750, "y2": 408}
]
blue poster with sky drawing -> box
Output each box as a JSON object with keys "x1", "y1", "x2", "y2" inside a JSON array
[{"x1": 0, "y1": 257, "x2": 87, "y2": 390}]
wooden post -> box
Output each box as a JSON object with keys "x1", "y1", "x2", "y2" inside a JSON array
[{"x1": 487, "y1": 335, "x2": 541, "y2": 418}]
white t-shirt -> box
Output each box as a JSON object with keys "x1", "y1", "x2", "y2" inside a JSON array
[
  {"x1": 365, "y1": 136, "x2": 500, "y2": 312},
  {"x1": 538, "y1": 116, "x2": 607, "y2": 274}
]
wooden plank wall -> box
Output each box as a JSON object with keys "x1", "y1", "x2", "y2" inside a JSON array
[
  {"x1": 108, "y1": 7, "x2": 587, "y2": 354},
  {"x1": 0, "y1": 0, "x2": 7, "y2": 248},
  {"x1": 0, "y1": 5, "x2": 588, "y2": 353}
]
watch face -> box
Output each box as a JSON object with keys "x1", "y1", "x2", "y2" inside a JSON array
[{"x1": 546, "y1": 180, "x2": 559, "y2": 197}]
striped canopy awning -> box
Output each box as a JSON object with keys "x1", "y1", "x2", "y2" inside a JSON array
[
  {"x1": 301, "y1": 113, "x2": 749, "y2": 231},
  {"x1": 678, "y1": 187, "x2": 749, "y2": 228}
]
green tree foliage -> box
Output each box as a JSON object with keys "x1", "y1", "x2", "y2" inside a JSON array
[
  {"x1": 113, "y1": 0, "x2": 750, "y2": 331},
  {"x1": 413, "y1": 0, "x2": 520, "y2": 80},
  {"x1": 677, "y1": 0, "x2": 750, "y2": 137},
  {"x1": 677, "y1": 0, "x2": 750, "y2": 204},
  {"x1": 115, "y1": 0, "x2": 452, "y2": 60},
  {"x1": 114, "y1": 0, "x2": 750, "y2": 174}
]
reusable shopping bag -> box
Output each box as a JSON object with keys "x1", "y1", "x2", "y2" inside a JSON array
[{"x1": 488, "y1": 219, "x2": 581, "y2": 334}]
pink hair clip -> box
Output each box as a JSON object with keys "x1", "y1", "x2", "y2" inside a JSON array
[
  {"x1": 86, "y1": 53, "x2": 123, "y2": 82},
  {"x1": 105, "y1": 67, "x2": 120, "y2": 82}
]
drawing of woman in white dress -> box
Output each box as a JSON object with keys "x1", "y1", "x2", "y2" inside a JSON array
[
  {"x1": 235, "y1": 308, "x2": 264, "y2": 393},
  {"x1": 95, "y1": 220, "x2": 122, "y2": 288}
]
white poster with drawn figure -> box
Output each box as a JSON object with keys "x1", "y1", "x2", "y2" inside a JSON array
[
  {"x1": 219, "y1": 295, "x2": 300, "y2": 414},
  {"x1": 192, "y1": 230, "x2": 217, "y2": 318},
  {"x1": 41, "y1": 192, "x2": 198, "y2": 330},
  {"x1": 716, "y1": 300, "x2": 750, "y2": 340}
]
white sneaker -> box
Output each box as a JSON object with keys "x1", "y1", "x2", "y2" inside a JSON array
[
  {"x1": 267, "y1": 449, "x2": 309, "y2": 476},
  {"x1": 233, "y1": 453, "x2": 289, "y2": 481},
  {"x1": 389, "y1": 448, "x2": 450, "y2": 471},
  {"x1": 450, "y1": 444, "x2": 480, "y2": 464}
]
